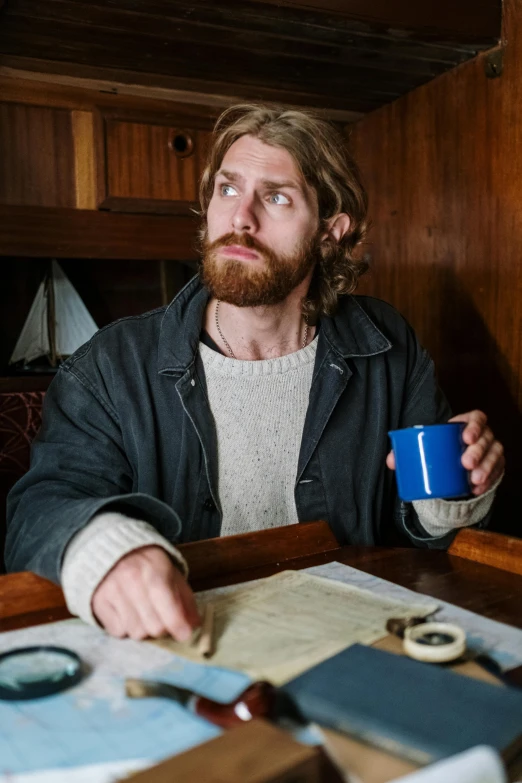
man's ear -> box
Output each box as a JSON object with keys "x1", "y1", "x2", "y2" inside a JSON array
[{"x1": 321, "y1": 213, "x2": 351, "y2": 243}]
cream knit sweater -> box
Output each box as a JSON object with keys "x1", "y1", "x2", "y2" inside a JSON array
[{"x1": 62, "y1": 337, "x2": 498, "y2": 625}]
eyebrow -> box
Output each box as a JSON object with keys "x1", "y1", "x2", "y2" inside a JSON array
[
  {"x1": 216, "y1": 169, "x2": 303, "y2": 192},
  {"x1": 262, "y1": 179, "x2": 302, "y2": 191}
]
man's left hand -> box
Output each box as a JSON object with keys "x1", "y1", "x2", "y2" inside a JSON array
[
  {"x1": 386, "y1": 410, "x2": 505, "y2": 497},
  {"x1": 447, "y1": 410, "x2": 504, "y2": 495}
]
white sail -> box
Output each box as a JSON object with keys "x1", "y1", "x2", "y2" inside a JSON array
[
  {"x1": 51, "y1": 261, "x2": 99, "y2": 357},
  {"x1": 9, "y1": 278, "x2": 50, "y2": 364},
  {"x1": 9, "y1": 261, "x2": 99, "y2": 365}
]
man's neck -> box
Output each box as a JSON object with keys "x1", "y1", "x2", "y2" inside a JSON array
[{"x1": 204, "y1": 283, "x2": 315, "y2": 361}]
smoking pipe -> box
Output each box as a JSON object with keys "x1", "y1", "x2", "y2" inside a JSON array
[{"x1": 126, "y1": 678, "x2": 278, "y2": 730}]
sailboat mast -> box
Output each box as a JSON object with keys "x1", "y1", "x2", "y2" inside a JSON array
[{"x1": 45, "y1": 263, "x2": 58, "y2": 367}]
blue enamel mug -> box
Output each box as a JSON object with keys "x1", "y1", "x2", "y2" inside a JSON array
[{"x1": 388, "y1": 423, "x2": 471, "y2": 502}]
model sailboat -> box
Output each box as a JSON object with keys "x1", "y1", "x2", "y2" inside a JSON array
[{"x1": 9, "y1": 260, "x2": 99, "y2": 370}]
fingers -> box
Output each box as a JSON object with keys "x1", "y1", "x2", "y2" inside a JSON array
[
  {"x1": 91, "y1": 545, "x2": 200, "y2": 642},
  {"x1": 93, "y1": 565, "x2": 152, "y2": 641},
  {"x1": 469, "y1": 440, "x2": 505, "y2": 495},
  {"x1": 461, "y1": 427, "x2": 494, "y2": 470},
  {"x1": 147, "y1": 570, "x2": 198, "y2": 643},
  {"x1": 121, "y1": 566, "x2": 169, "y2": 640},
  {"x1": 449, "y1": 412, "x2": 504, "y2": 495},
  {"x1": 449, "y1": 410, "x2": 487, "y2": 445},
  {"x1": 447, "y1": 410, "x2": 504, "y2": 495},
  {"x1": 177, "y1": 576, "x2": 202, "y2": 629},
  {"x1": 93, "y1": 597, "x2": 126, "y2": 638},
  {"x1": 386, "y1": 450, "x2": 396, "y2": 471}
]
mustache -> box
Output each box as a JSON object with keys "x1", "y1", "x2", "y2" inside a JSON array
[{"x1": 205, "y1": 232, "x2": 271, "y2": 256}]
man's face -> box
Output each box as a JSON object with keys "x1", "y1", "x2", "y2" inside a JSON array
[{"x1": 202, "y1": 135, "x2": 321, "y2": 307}]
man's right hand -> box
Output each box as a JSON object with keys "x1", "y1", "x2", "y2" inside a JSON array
[{"x1": 91, "y1": 545, "x2": 201, "y2": 642}]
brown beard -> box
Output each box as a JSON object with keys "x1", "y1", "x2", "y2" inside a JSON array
[{"x1": 200, "y1": 230, "x2": 317, "y2": 307}]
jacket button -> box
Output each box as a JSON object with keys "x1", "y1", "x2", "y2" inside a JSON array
[{"x1": 203, "y1": 498, "x2": 216, "y2": 511}]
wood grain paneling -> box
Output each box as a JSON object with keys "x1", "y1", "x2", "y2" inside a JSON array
[
  {"x1": 180, "y1": 520, "x2": 339, "y2": 583},
  {"x1": 248, "y1": 0, "x2": 501, "y2": 41},
  {"x1": 0, "y1": 102, "x2": 75, "y2": 207},
  {"x1": 127, "y1": 721, "x2": 325, "y2": 783},
  {"x1": 0, "y1": 72, "x2": 226, "y2": 119},
  {"x1": 71, "y1": 110, "x2": 97, "y2": 209},
  {"x1": 0, "y1": 57, "x2": 363, "y2": 120},
  {"x1": 0, "y1": 14, "x2": 402, "y2": 113},
  {"x1": 0, "y1": 572, "x2": 66, "y2": 623},
  {"x1": 0, "y1": 0, "x2": 498, "y2": 115},
  {"x1": 104, "y1": 120, "x2": 211, "y2": 205},
  {"x1": 350, "y1": 0, "x2": 522, "y2": 533},
  {"x1": 0, "y1": 204, "x2": 199, "y2": 260},
  {"x1": 450, "y1": 529, "x2": 522, "y2": 576}
]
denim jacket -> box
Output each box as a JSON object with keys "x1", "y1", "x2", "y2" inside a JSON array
[{"x1": 6, "y1": 276, "x2": 455, "y2": 584}]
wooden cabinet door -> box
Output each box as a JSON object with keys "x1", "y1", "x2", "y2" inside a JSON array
[
  {"x1": 101, "y1": 116, "x2": 212, "y2": 213},
  {"x1": 0, "y1": 103, "x2": 77, "y2": 208}
]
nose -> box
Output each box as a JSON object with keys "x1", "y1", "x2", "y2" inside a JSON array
[{"x1": 231, "y1": 194, "x2": 259, "y2": 234}]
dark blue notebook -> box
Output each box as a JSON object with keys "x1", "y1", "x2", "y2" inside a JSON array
[{"x1": 281, "y1": 644, "x2": 522, "y2": 765}]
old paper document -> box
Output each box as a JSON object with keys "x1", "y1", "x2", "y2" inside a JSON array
[
  {"x1": 392, "y1": 746, "x2": 507, "y2": 783},
  {"x1": 153, "y1": 570, "x2": 437, "y2": 684},
  {"x1": 307, "y1": 562, "x2": 522, "y2": 671}
]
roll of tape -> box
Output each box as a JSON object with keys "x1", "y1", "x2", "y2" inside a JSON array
[{"x1": 403, "y1": 622, "x2": 466, "y2": 663}]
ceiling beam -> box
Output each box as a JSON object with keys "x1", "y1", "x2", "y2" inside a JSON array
[
  {"x1": 0, "y1": 0, "x2": 501, "y2": 115},
  {"x1": 246, "y1": 0, "x2": 501, "y2": 42}
]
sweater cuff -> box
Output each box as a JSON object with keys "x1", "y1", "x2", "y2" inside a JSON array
[
  {"x1": 412, "y1": 473, "x2": 503, "y2": 537},
  {"x1": 61, "y1": 512, "x2": 188, "y2": 627}
]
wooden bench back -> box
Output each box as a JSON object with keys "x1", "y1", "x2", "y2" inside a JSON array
[{"x1": 449, "y1": 528, "x2": 522, "y2": 577}]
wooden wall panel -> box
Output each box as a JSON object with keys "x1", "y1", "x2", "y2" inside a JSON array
[
  {"x1": 0, "y1": 103, "x2": 75, "y2": 207},
  {"x1": 0, "y1": 205, "x2": 200, "y2": 260},
  {"x1": 350, "y1": 0, "x2": 522, "y2": 532},
  {"x1": 71, "y1": 110, "x2": 97, "y2": 209},
  {"x1": 105, "y1": 120, "x2": 210, "y2": 204}
]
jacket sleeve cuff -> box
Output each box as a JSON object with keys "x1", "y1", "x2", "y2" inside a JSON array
[
  {"x1": 61, "y1": 512, "x2": 189, "y2": 627},
  {"x1": 412, "y1": 473, "x2": 503, "y2": 537}
]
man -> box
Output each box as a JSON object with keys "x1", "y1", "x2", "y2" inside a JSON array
[{"x1": 6, "y1": 104, "x2": 504, "y2": 643}]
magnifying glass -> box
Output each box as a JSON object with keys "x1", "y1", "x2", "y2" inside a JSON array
[{"x1": 0, "y1": 646, "x2": 84, "y2": 700}]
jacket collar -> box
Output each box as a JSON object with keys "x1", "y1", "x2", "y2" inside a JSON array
[
  {"x1": 158, "y1": 276, "x2": 210, "y2": 373},
  {"x1": 320, "y1": 296, "x2": 392, "y2": 358},
  {"x1": 158, "y1": 276, "x2": 391, "y2": 374}
]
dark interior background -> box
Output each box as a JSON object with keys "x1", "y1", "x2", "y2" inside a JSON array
[{"x1": 0, "y1": 0, "x2": 519, "y2": 537}]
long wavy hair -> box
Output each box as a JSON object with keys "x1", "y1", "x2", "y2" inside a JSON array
[{"x1": 198, "y1": 104, "x2": 369, "y2": 322}]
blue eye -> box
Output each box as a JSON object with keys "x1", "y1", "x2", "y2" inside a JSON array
[
  {"x1": 220, "y1": 184, "x2": 237, "y2": 197},
  {"x1": 269, "y1": 193, "x2": 290, "y2": 205}
]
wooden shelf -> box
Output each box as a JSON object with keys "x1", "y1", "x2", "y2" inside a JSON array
[
  {"x1": 0, "y1": 204, "x2": 199, "y2": 260},
  {"x1": 0, "y1": 375, "x2": 53, "y2": 393}
]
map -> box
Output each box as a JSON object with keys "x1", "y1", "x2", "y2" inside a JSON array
[
  {"x1": 0, "y1": 619, "x2": 251, "y2": 782},
  {"x1": 1, "y1": 562, "x2": 521, "y2": 781}
]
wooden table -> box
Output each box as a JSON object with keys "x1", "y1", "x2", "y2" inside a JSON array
[
  {"x1": 2, "y1": 521, "x2": 521, "y2": 641},
  {"x1": 1, "y1": 521, "x2": 522, "y2": 782}
]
